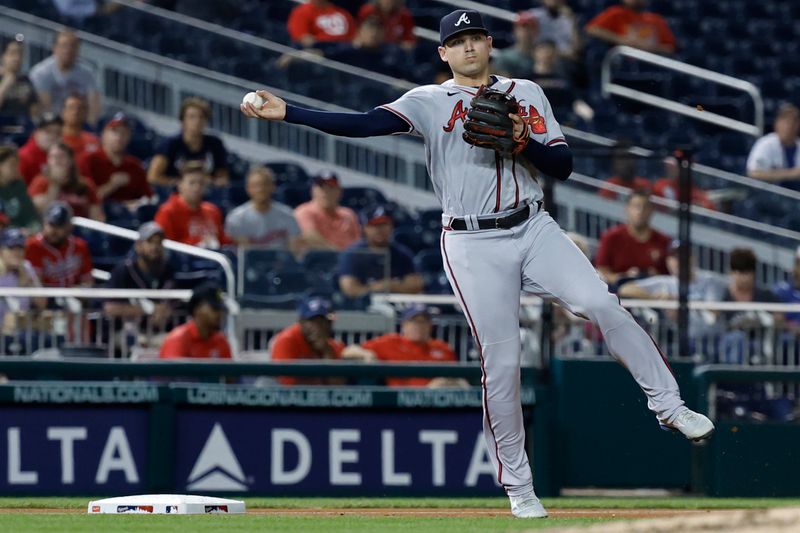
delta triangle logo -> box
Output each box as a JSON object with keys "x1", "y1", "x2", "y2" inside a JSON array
[{"x1": 186, "y1": 423, "x2": 248, "y2": 491}]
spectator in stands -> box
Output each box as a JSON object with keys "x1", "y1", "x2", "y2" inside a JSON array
[
  {"x1": 159, "y1": 284, "x2": 231, "y2": 359},
  {"x1": 531, "y1": 40, "x2": 570, "y2": 92},
  {"x1": 147, "y1": 97, "x2": 229, "y2": 187},
  {"x1": 326, "y1": 16, "x2": 401, "y2": 77},
  {"x1": 523, "y1": 0, "x2": 581, "y2": 61},
  {"x1": 270, "y1": 295, "x2": 345, "y2": 386},
  {"x1": 29, "y1": 29, "x2": 101, "y2": 125},
  {"x1": 652, "y1": 156, "x2": 716, "y2": 210},
  {"x1": 224, "y1": 165, "x2": 304, "y2": 252},
  {"x1": 493, "y1": 12, "x2": 538, "y2": 79},
  {"x1": 717, "y1": 248, "x2": 778, "y2": 364},
  {"x1": 60, "y1": 93, "x2": 99, "y2": 159},
  {"x1": 618, "y1": 240, "x2": 726, "y2": 338},
  {"x1": 598, "y1": 140, "x2": 652, "y2": 200},
  {"x1": 337, "y1": 205, "x2": 423, "y2": 299},
  {"x1": 595, "y1": 191, "x2": 671, "y2": 286},
  {"x1": 0, "y1": 38, "x2": 39, "y2": 120},
  {"x1": 773, "y1": 246, "x2": 800, "y2": 328},
  {"x1": 357, "y1": 0, "x2": 416, "y2": 49},
  {"x1": 25, "y1": 201, "x2": 92, "y2": 287},
  {"x1": 78, "y1": 112, "x2": 151, "y2": 204},
  {"x1": 294, "y1": 171, "x2": 361, "y2": 250},
  {"x1": 18, "y1": 112, "x2": 62, "y2": 185},
  {"x1": 287, "y1": 0, "x2": 357, "y2": 48},
  {"x1": 585, "y1": 0, "x2": 676, "y2": 55},
  {"x1": 154, "y1": 161, "x2": 229, "y2": 248},
  {"x1": 29, "y1": 142, "x2": 103, "y2": 221},
  {"x1": 0, "y1": 228, "x2": 45, "y2": 339},
  {"x1": 342, "y1": 304, "x2": 468, "y2": 388},
  {"x1": 104, "y1": 221, "x2": 176, "y2": 325},
  {"x1": 0, "y1": 145, "x2": 40, "y2": 232},
  {"x1": 746, "y1": 103, "x2": 800, "y2": 190}
]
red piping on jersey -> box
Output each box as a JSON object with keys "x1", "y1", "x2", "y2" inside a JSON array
[
  {"x1": 511, "y1": 156, "x2": 519, "y2": 209},
  {"x1": 546, "y1": 138, "x2": 567, "y2": 146},
  {"x1": 378, "y1": 104, "x2": 414, "y2": 133},
  {"x1": 505, "y1": 81, "x2": 516, "y2": 93},
  {"x1": 494, "y1": 153, "x2": 502, "y2": 213},
  {"x1": 441, "y1": 231, "x2": 504, "y2": 485}
]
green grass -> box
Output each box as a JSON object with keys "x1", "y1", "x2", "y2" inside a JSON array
[{"x1": 1, "y1": 497, "x2": 799, "y2": 533}]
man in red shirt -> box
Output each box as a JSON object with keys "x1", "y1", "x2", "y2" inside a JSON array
[
  {"x1": 78, "y1": 112, "x2": 152, "y2": 203},
  {"x1": 594, "y1": 191, "x2": 671, "y2": 287},
  {"x1": 24, "y1": 201, "x2": 92, "y2": 287},
  {"x1": 60, "y1": 94, "x2": 99, "y2": 159},
  {"x1": 270, "y1": 295, "x2": 345, "y2": 386},
  {"x1": 287, "y1": 0, "x2": 357, "y2": 47},
  {"x1": 585, "y1": 0, "x2": 676, "y2": 55},
  {"x1": 343, "y1": 304, "x2": 467, "y2": 388},
  {"x1": 154, "y1": 161, "x2": 229, "y2": 248},
  {"x1": 18, "y1": 112, "x2": 63, "y2": 185},
  {"x1": 160, "y1": 285, "x2": 231, "y2": 359},
  {"x1": 294, "y1": 172, "x2": 361, "y2": 250},
  {"x1": 358, "y1": 0, "x2": 416, "y2": 48}
]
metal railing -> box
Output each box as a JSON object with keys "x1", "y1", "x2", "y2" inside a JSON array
[{"x1": 601, "y1": 45, "x2": 765, "y2": 137}]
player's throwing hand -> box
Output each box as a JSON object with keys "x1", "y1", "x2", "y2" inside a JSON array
[{"x1": 240, "y1": 89, "x2": 286, "y2": 121}]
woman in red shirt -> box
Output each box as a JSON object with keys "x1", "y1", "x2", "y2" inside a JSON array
[{"x1": 28, "y1": 142, "x2": 104, "y2": 221}]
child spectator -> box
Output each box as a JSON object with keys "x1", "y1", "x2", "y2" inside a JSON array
[
  {"x1": 0, "y1": 145, "x2": 40, "y2": 232},
  {"x1": 154, "y1": 161, "x2": 229, "y2": 248}
]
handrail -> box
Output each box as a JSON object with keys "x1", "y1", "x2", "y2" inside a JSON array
[
  {"x1": 561, "y1": 126, "x2": 800, "y2": 202},
  {"x1": 0, "y1": 288, "x2": 191, "y2": 299},
  {"x1": 601, "y1": 45, "x2": 764, "y2": 137},
  {"x1": 427, "y1": 0, "x2": 516, "y2": 22},
  {"x1": 111, "y1": 0, "x2": 416, "y2": 91},
  {"x1": 567, "y1": 173, "x2": 800, "y2": 242}
]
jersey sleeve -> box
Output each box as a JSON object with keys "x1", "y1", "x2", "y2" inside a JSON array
[
  {"x1": 536, "y1": 84, "x2": 567, "y2": 147},
  {"x1": 377, "y1": 86, "x2": 433, "y2": 138}
]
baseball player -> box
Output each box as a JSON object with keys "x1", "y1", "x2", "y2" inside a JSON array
[{"x1": 242, "y1": 9, "x2": 714, "y2": 519}]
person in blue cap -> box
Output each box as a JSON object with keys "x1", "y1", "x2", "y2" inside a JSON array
[{"x1": 337, "y1": 204, "x2": 423, "y2": 300}]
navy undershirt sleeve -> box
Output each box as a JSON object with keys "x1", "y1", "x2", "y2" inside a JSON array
[
  {"x1": 284, "y1": 105, "x2": 409, "y2": 137},
  {"x1": 522, "y1": 142, "x2": 573, "y2": 181}
]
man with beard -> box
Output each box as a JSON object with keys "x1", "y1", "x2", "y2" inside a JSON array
[
  {"x1": 24, "y1": 201, "x2": 92, "y2": 287},
  {"x1": 159, "y1": 284, "x2": 231, "y2": 359},
  {"x1": 104, "y1": 221, "x2": 176, "y2": 328}
]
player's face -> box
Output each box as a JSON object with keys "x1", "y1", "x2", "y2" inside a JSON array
[
  {"x1": 625, "y1": 195, "x2": 653, "y2": 230},
  {"x1": 178, "y1": 172, "x2": 207, "y2": 206},
  {"x1": 401, "y1": 314, "x2": 432, "y2": 343},
  {"x1": 246, "y1": 172, "x2": 275, "y2": 204},
  {"x1": 438, "y1": 32, "x2": 493, "y2": 79},
  {"x1": 43, "y1": 223, "x2": 71, "y2": 247},
  {"x1": 102, "y1": 125, "x2": 130, "y2": 154},
  {"x1": 364, "y1": 221, "x2": 393, "y2": 248},
  {"x1": 182, "y1": 106, "x2": 207, "y2": 136}
]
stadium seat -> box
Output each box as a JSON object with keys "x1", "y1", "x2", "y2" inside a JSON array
[
  {"x1": 265, "y1": 162, "x2": 310, "y2": 185},
  {"x1": 274, "y1": 183, "x2": 311, "y2": 208},
  {"x1": 340, "y1": 187, "x2": 388, "y2": 211}
]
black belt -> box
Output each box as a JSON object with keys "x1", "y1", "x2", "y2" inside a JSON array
[{"x1": 449, "y1": 202, "x2": 541, "y2": 231}]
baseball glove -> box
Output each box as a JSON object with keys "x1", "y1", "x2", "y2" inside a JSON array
[{"x1": 462, "y1": 85, "x2": 529, "y2": 156}]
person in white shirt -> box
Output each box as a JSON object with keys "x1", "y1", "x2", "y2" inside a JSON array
[{"x1": 746, "y1": 103, "x2": 800, "y2": 190}]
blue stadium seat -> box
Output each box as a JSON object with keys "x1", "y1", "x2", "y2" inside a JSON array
[
  {"x1": 265, "y1": 162, "x2": 310, "y2": 185},
  {"x1": 303, "y1": 250, "x2": 340, "y2": 277},
  {"x1": 274, "y1": 183, "x2": 311, "y2": 208},
  {"x1": 393, "y1": 227, "x2": 425, "y2": 254},
  {"x1": 340, "y1": 187, "x2": 388, "y2": 211},
  {"x1": 414, "y1": 249, "x2": 443, "y2": 274}
]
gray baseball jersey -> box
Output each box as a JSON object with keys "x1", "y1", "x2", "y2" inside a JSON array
[
  {"x1": 224, "y1": 201, "x2": 300, "y2": 246},
  {"x1": 379, "y1": 76, "x2": 566, "y2": 217}
]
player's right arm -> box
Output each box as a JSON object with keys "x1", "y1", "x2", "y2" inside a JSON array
[{"x1": 241, "y1": 90, "x2": 411, "y2": 137}]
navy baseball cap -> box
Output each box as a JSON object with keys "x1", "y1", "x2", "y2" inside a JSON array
[
  {"x1": 137, "y1": 221, "x2": 164, "y2": 241},
  {"x1": 401, "y1": 303, "x2": 431, "y2": 322},
  {"x1": 439, "y1": 10, "x2": 488, "y2": 45},
  {"x1": 188, "y1": 285, "x2": 225, "y2": 314},
  {"x1": 360, "y1": 205, "x2": 393, "y2": 226},
  {"x1": 298, "y1": 296, "x2": 333, "y2": 320},
  {"x1": 44, "y1": 202, "x2": 73, "y2": 226},
  {"x1": 0, "y1": 228, "x2": 25, "y2": 248}
]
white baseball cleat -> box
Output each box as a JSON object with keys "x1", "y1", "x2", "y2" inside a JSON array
[
  {"x1": 660, "y1": 407, "x2": 715, "y2": 442},
  {"x1": 509, "y1": 491, "x2": 548, "y2": 519}
]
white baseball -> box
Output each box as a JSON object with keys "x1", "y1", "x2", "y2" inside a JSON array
[{"x1": 242, "y1": 91, "x2": 265, "y2": 108}]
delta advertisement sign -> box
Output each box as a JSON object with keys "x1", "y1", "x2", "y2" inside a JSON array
[
  {"x1": 175, "y1": 410, "x2": 503, "y2": 494},
  {"x1": 0, "y1": 407, "x2": 147, "y2": 493}
]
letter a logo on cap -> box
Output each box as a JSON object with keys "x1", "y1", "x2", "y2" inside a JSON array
[{"x1": 455, "y1": 13, "x2": 471, "y2": 26}]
